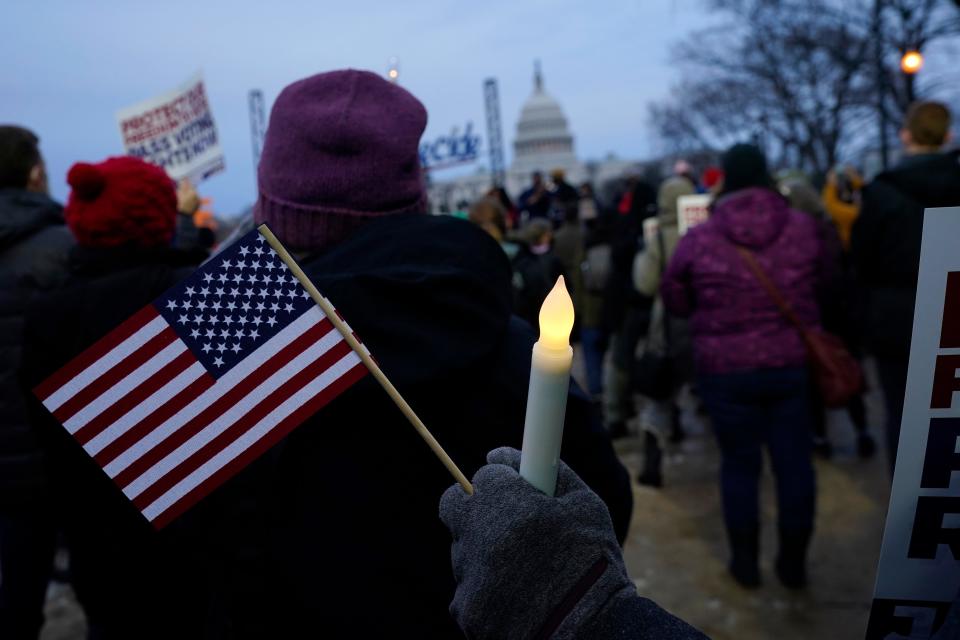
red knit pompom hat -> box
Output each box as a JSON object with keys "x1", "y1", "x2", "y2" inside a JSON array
[
  {"x1": 254, "y1": 69, "x2": 428, "y2": 252},
  {"x1": 65, "y1": 156, "x2": 177, "y2": 248}
]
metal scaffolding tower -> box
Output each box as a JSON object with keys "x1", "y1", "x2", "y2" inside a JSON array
[
  {"x1": 248, "y1": 90, "x2": 267, "y2": 173},
  {"x1": 483, "y1": 78, "x2": 506, "y2": 187}
]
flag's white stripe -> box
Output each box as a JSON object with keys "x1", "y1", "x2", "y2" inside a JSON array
[
  {"x1": 63, "y1": 340, "x2": 188, "y2": 434},
  {"x1": 142, "y1": 350, "x2": 361, "y2": 522},
  {"x1": 83, "y1": 362, "x2": 207, "y2": 456},
  {"x1": 122, "y1": 327, "x2": 344, "y2": 499},
  {"x1": 42, "y1": 316, "x2": 167, "y2": 412},
  {"x1": 102, "y1": 306, "x2": 325, "y2": 478}
]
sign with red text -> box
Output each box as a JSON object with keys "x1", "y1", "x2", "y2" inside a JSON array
[
  {"x1": 116, "y1": 72, "x2": 225, "y2": 183},
  {"x1": 867, "y1": 207, "x2": 960, "y2": 639},
  {"x1": 677, "y1": 194, "x2": 711, "y2": 236}
]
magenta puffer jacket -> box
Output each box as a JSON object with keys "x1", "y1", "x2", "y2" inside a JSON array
[{"x1": 661, "y1": 187, "x2": 825, "y2": 375}]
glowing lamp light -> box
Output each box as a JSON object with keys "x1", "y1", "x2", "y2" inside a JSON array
[
  {"x1": 388, "y1": 69, "x2": 399, "y2": 80},
  {"x1": 538, "y1": 276, "x2": 575, "y2": 351},
  {"x1": 901, "y1": 51, "x2": 924, "y2": 75}
]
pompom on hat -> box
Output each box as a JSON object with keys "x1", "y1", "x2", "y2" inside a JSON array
[
  {"x1": 254, "y1": 69, "x2": 429, "y2": 252},
  {"x1": 65, "y1": 156, "x2": 177, "y2": 248}
]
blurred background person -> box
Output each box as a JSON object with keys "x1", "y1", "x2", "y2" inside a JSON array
[
  {"x1": 822, "y1": 165, "x2": 864, "y2": 252},
  {"x1": 549, "y1": 168, "x2": 579, "y2": 227},
  {"x1": 485, "y1": 185, "x2": 519, "y2": 231},
  {"x1": 509, "y1": 217, "x2": 566, "y2": 330},
  {"x1": 0, "y1": 125, "x2": 73, "y2": 640},
  {"x1": 778, "y1": 175, "x2": 876, "y2": 459},
  {"x1": 602, "y1": 177, "x2": 657, "y2": 439},
  {"x1": 852, "y1": 100, "x2": 960, "y2": 475},
  {"x1": 632, "y1": 176, "x2": 697, "y2": 487},
  {"x1": 518, "y1": 170, "x2": 552, "y2": 222},
  {"x1": 22, "y1": 156, "x2": 210, "y2": 639},
  {"x1": 662, "y1": 144, "x2": 824, "y2": 589}
]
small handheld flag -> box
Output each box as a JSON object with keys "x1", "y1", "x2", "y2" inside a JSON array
[{"x1": 34, "y1": 228, "x2": 368, "y2": 528}]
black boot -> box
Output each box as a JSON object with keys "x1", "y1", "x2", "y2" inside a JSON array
[
  {"x1": 728, "y1": 527, "x2": 761, "y2": 588},
  {"x1": 637, "y1": 431, "x2": 663, "y2": 488},
  {"x1": 775, "y1": 528, "x2": 812, "y2": 589}
]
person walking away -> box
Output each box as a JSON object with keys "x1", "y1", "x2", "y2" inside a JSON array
[
  {"x1": 602, "y1": 178, "x2": 657, "y2": 439},
  {"x1": 21, "y1": 156, "x2": 210, "y2": 639},
  {"x1": 579, "y1": 198, "x2": 614, "y2": 400},
  {"x1": 632, "y1": 177, "x2": 696, "y2": 487},
  {"x1": 0, "y1": 126, "x2": 73, "y2": 640},
  {"x1": 779, "y1": 176, "x2": 876, "y2": 459},
  {"x1": 662, "y1": 144, "x2": 825, "y2": 589},
  {"x1": 851, "y1": 101, "x2": 960, "y2": 475}
]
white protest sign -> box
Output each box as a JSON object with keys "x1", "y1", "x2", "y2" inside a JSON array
[
  {"x1": 866, "y1": 207, "x2": 960, "y2": 639},
  {"x1": 677, "y1": 194, "x2": 711, "y2": 236},
  {"x1": 116, "y1": 72, "x2": 225, "y2": 183}
]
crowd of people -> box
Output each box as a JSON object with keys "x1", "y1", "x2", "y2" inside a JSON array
[{"x1": 0, "y1": 68, "x2": 958, "y2": 639}]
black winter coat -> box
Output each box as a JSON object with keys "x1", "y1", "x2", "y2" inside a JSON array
[
  {"x1": 24, "y1": 215, "x2": 632, "y2": 639},
  {"x1": 851, "y1": 151, "x2": 960, "y2": 359},
  {"x1": 0, "y1": 189, "x2": 73, "y2": 505},
  {"x1": 22, "y1": 246, "x2": 210, "y2": 636}
]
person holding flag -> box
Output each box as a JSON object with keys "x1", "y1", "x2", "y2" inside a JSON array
[{"x1": 23, "y1": 69, "x2": 631, "y2": 638}]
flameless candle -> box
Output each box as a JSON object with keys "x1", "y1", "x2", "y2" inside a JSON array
[{"x1": 519, "y1": 276, "x2": 575, "y2": 496}]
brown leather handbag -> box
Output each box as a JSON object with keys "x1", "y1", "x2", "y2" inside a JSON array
[{"x1": 735, "y1": 246, "x2": 865, "y2": 408}]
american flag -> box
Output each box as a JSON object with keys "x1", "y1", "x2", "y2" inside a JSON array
[{"x1": 34, "y1": 228, "x2": 368, "y2": 529}]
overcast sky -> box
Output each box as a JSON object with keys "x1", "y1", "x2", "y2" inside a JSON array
[{"x1": 4, "y1": 0, "x2": 722, "y2": 214}]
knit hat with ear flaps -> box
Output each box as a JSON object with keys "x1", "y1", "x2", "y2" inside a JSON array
[
  {"x1": 65, "y1": 156, "x2": 177, "y2": 248},
  {"x1": 254, "y1": 69, "x2": 429, "y2": 252}
]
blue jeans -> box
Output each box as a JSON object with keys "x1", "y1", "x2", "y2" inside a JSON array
[
  {"x1": 580, "y1": 327, "x2": 606, "y2": 396},
  {"x1": 698, "y1": 367, "x2": 816, "y2": 534}
]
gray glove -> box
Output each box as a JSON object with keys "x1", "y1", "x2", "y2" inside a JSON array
[{"x1": 439, "y1": 447, "x2": 635, "y2": 640}]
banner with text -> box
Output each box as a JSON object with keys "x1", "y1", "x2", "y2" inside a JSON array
[
  {"x1": 867, "y1": 207, "x2": 960, "y2": 639},
  {"x1": 116, "y1": 72, "x2": 225, "y2": 183},
  {"x1": 677, "y1": 194, "x2": 712, "y2": 236}
]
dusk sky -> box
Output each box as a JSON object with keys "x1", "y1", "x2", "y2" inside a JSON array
[{"x1": 6, "y1": 0, "x2": 721, "y2": 214}]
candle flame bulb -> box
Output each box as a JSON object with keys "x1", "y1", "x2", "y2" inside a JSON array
[{"x1": 538, "y1": 276, "x2": 574, "y2": 351}]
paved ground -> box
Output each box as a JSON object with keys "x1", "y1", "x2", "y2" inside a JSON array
[{"x1": 39, "y1": 359, "x2": 891, "y2": 639}]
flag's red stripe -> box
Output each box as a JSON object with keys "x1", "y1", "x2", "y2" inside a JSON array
[
  {"x1": 52, "y1": 327, "x2": 179, "y2": 423},
  {"x1": 34, "y1": 306, "x2": 160, "y2": 401},
  {"x1": 74, "y1": 349, "x2": 197, "y2": 446},
  {"x1": 132, "y1": 339, "x2": 353, "y2": 510},
  {"x1": 149, "y1": 361, "x2": 367, "y2": 529},
  {"x1": 94, "y1": 374, "x2": 215, "y2": 467},
  {"x1": 112, "y1": 319, "x2": 333, "y2": 488}
]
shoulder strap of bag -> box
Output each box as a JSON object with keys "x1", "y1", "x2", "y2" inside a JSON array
[{"x1": 733, "y1": 245, "x2": 806, "y2": 333}]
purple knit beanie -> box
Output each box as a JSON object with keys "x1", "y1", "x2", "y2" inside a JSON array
[{"x1": 254, "y1": 69, "x2": 428, "y2": 251}]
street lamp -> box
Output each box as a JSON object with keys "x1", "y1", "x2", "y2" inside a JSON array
[
  {"x1": 900, "y1": 50, "x2": 923, "y2": 104},
  {"x1": 900, "y1": 50, "x2": 924, "y2": 74}
]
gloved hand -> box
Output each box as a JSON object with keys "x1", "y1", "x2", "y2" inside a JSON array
[{"x1": 439, "y1": 447, "x2": 635, "y2": 640}]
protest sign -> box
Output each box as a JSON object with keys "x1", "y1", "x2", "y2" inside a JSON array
[
  {"x1": 677, "y1": 194, "x2": 711, "y2": 236},
  {"x1": 116, "y1": 72, "x2": 225, "y2": 183},
  {"x1": 866, "y1": 207, "x2": 960, "y2": 639}
]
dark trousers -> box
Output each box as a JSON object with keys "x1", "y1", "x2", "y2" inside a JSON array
[
  {"x1": 875, "y1": 356, "x2": 909, "y2": 476},
  {"x1": 699, "y1": 367, "x2": 816, "y2": 534},
  {"x1": 580, "y1": 327, "x2": 606, "y2": 396},
  {"x1": 0, "y1": 503, "x2": 56, "y2": 640}
]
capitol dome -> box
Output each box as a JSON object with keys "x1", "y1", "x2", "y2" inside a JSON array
[{"x1": 511, "y1": 62, "x2": 579, "y2": 175}]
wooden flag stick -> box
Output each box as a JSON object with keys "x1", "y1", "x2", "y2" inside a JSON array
[{"x1": 257, "y1": 224, "x2": 474, "y2": 495}]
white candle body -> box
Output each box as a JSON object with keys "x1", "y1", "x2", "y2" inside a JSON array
[{"x1": 519, "y1": 341, "x2": 573, "y2": 496}]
